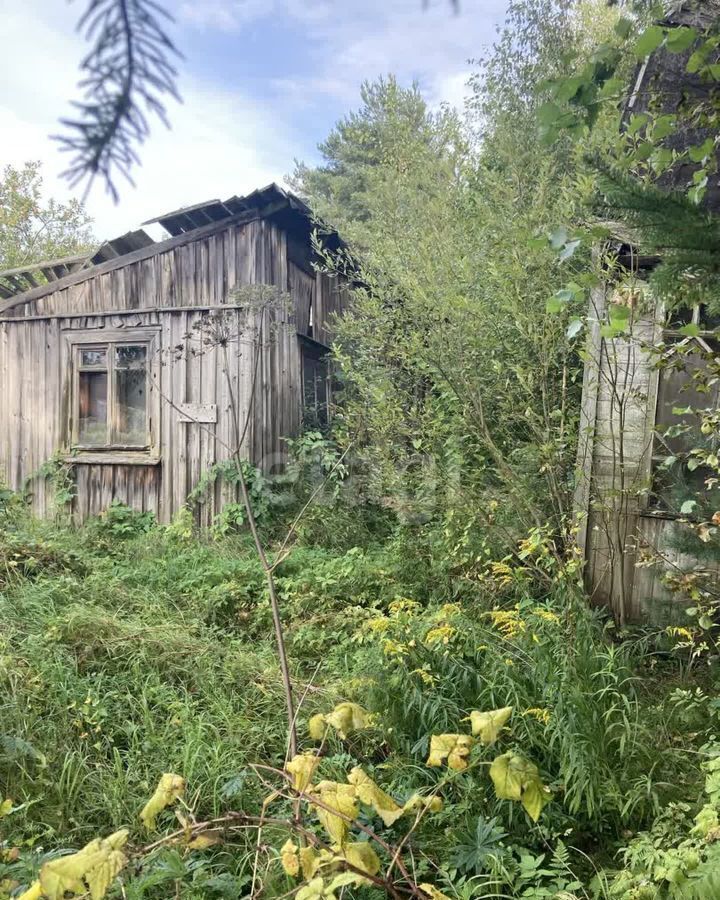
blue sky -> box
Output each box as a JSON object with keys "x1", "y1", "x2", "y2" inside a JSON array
[{"x1": 0, "y1": 0, "x2": 509, "y2": 240}]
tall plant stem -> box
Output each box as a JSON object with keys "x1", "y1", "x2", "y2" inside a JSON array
[{"x1": 221, "y1": 340, "x2": 298, "y2": 758}]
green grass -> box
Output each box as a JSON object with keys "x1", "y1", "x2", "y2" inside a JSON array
[{"x1": 0, "y1": 508, "x2": 717, "y2": 899}]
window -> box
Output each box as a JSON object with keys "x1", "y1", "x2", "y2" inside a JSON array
[
  {"x1": 650, "y1": 307, "x2": 720, "y2": 515},
  {"x1": 72, "y1": 339, "x2": 152, "y2": 450},
  {"x1": 301, "y1": 341, "x2": 329, "y2": 427}
]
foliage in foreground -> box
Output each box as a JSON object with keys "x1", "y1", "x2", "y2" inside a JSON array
[{"x1": 0, "y1": 505, "x2": 718, "y2": 898}]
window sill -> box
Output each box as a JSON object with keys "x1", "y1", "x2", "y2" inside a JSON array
[{"x1": 65, "y1": 453, "x2": 161, "y2": 466}]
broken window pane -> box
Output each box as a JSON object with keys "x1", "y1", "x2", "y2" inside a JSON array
[
  {"x1": 78, "y1": 371, "x2": 108, "y2": 444},
  {"x1": 115, "y1": 345, "x2": 148, "y2": 445}
]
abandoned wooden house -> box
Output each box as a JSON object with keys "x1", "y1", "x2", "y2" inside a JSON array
[
  {"x1": 0, "y1": 184, "x2": 350, "y2": 524},
  {"x1": 575, "y1": 1, "x2": 720, "y2": 624}
]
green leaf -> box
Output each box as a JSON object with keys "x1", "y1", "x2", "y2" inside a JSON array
[
  {"x1": 687, "y1": 49, "x2": 706, "y2": 74},
  {"x1": 627, "y1": 113, "x2": 648, "y2": 136},
  {"x1": 609, "y1": 304, "x2": 631, "y2": 331},
  {"x1": 699, "y1": 615, "x2": 714, "y2": 630},
  {"x1": 689, "y1": 138, "x2": 714, "y2": 163},
  {"x1": 666, "y1": 26, "x2": 697, "y2": 54},
  {"x1": 537, "y1": 102, "x2": 564, "y2": 126},
  {"x1": 681, "y1": 500, "x2": 698, "y2": 515},
  {"x1": 679, "y1": 323, "x2": 701, "y2": 337},
  {"x1": 546, "y1": 295, "x2": 564, "y2": 314},
  {"x1": 553, "y1": 76, "x2": 586, "y2": 104},
  {"x1": 614, "y1": 17, "x2": 634, "y2": 40},
  {"x1": 634, "y1": 25, "x2": 665, "y2": 59},
  {"x1": 652, "y1": 115, "x2": 676, "y2": 140}
]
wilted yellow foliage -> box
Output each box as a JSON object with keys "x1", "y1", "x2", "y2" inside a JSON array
[
  {"x1": 186, "y1": 831, "x2": 222, "y2": 850},
  {"x1": 281, "y1": 839, "x2": 300, "y2": 877},
  {"x1": 311, "y1": 781, "x2": 359, "y2": 845},
  {"x1": 38, "y1": 829, "x2": 129, "y2": 900},
  {"x1": 0, "y1": 798, "x2": 12, "y2": 818},
  {"x1": 347, "y1": 767, "x2": 403, "y2": 826},
  {"x1": 402, "y1": 793, "x2": 443, "y2": 816},
  {"x1": 420, "y1": 882, "x2": 452, "y2": 900},
  {"x1": 468, "y1": 707, "x2": 513, "y2": 745},
  {"x1": 17, "y1": 882, "x2": 42, "y2": 900},
  {"x1": 339, "y1": 841, "x2": 381, "y2": 878},
  {"x1": 140, "y1": 773, "x2": 185, "y2": 830},
  {"x1": 296, "y1": 876, "x2": 327, "y2": 900},
  {"x1": 308, "y1": 713, "x2": 327, "y2": 740},
  {"x1": 323, "y1": 702, "x2": 373, "y2": 739},
  {"x1": 489, "y1": 752, "x2": 551, "y2": 822},
  {"x1": 300, "y1": 846, "x2": 320, "y2": 880},
  {"x1": 287, "y1": 752, "x2": 320, "y2": 792},
  {"x1": 426, "y1": 734, "x2": 475, "y2": 770}
]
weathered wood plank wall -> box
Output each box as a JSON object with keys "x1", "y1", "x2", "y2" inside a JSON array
[
  {"x1": 0, "y1": 214, "x2": 346, "y2": 524},
  {"x1": 577, "y1": 293, "x2": 720, "y2": 623}
]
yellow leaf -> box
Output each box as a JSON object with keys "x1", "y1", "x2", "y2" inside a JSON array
[
  {"x1": 402, "y1": 793, "x2": 443, "y2": 817},
  {"x1": 0, "y1": 798, "x2": 12, "y2": 818},
  {"x1": 287, "y1": 752, "x2": 320, "y2": 793},
  {"x1": 347, "y1": 767, "x2": 403, "y2": 826},
  {"x1": 17, "y1": 881, "x2": 43, "y2": 900},
  {"x1": 324, "y1": 703, "x2": 373, "y2": 739},
  {"x1": 426, "y1": 734, "x2": 475, "y2": 770},
  {"x1": 468, "y1": 707, "x2": 513, "y2": 745},
  {"x1": 41, "y1": 847, "x2": 104, "y2": 899},
  {"x1": 281, "y1": 839, "x2": 300, "y2": 877},
  {"x1": 489, "y1": 752, "x2": 551, "y2": 821},
  {"x1": 186, "y1": 831, "x2": 223, "y2": 850},
  {"x1": 489, "y1": 752, "x2": 524, "y2": 800},
  {"x1": 521, "y1": 780, "x2": 552, "y2": 823},
  {"x1": 85, "y1": 849, "x2": 127, "y2": 900},
  {"x1": 420, "y1": 883, "x2": 452, "y2": 900},
  {"x1": 300, "y1": 846, "x2": 320, "y2": 880},
  {"x1": 140, "y1": 773, "x2": 185, "y2": 830},
  {"x1": 325, "y1": 871, "x2": 365, "y2": 894},
  {"x1": 295, "y1": 878, "x2": 335, "y2": 900},
  {"x1": 308, "y1": 714, "x2": 327, "y2": 740},
  {"x1": 311, "y1": 780, "x2": 358, "y2": 846},
  {"x1": 341, "y1": 841, "x2": 381, "y2": 878},
  {"x1": 40, "y1": 831, "x2": 128, "y2": 900},
  {"x1": 297, "y1": 876, "x2": 327, "y2": 900}
]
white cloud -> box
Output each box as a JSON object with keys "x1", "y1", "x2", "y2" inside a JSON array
[
  {"x1": 0, "y1": 0, "x2": 299, "y2": 241},
  {"x1": 0, "y1": 0, "x2": 509, "y2": 241},
  {"x1": 179, "y1": 0, "x2": 508, "y2": 112},
  {"x1": 177, "y1": 0, "x2": 277, "y2": 31}
]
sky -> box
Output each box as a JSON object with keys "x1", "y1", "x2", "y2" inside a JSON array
[{"x1": 0, "y1": 0, "x2": 509, "y2": 242}]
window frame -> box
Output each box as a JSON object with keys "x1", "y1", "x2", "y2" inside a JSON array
[
  {"x1": 299, "y1": 336, "x2": 331, "y2": 426},
  {"x1": 65, "y1": 328, "x2": 160, "y2": 458}
]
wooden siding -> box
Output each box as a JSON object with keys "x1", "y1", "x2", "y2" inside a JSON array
[
  {"x1": 577, "y1": 290, "x2": 720, "y2": 623},
  {"x1": 0, "y1": 216, "x2": 321, "y2": 524}
]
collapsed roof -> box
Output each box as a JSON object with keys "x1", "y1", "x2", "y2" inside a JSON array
[{"x1": 0, "y1": 183, "x2": 330, "y2": 304}]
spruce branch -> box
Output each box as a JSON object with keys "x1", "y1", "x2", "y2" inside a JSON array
[{"x1": 56, "y1": 0, "x2": 181, "y2": 202}]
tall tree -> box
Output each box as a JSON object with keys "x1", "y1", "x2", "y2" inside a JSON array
[
  {"x1": 293, "y1": 2, "x2": 617, "y2": 556},
  {"x1": 0, "y1": 161, "x2": 94, "y2": 270}
]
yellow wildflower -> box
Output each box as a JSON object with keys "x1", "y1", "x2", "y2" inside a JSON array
[
  {"x1": 523, "y1": 707, "x2": 551, "y2": 725},
  {"x1": 488, "y1": 606, "x2": 526, "y2": 639},
  {"x1": 424, "y1": 624, "x2": 456, "y2": 646}
]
